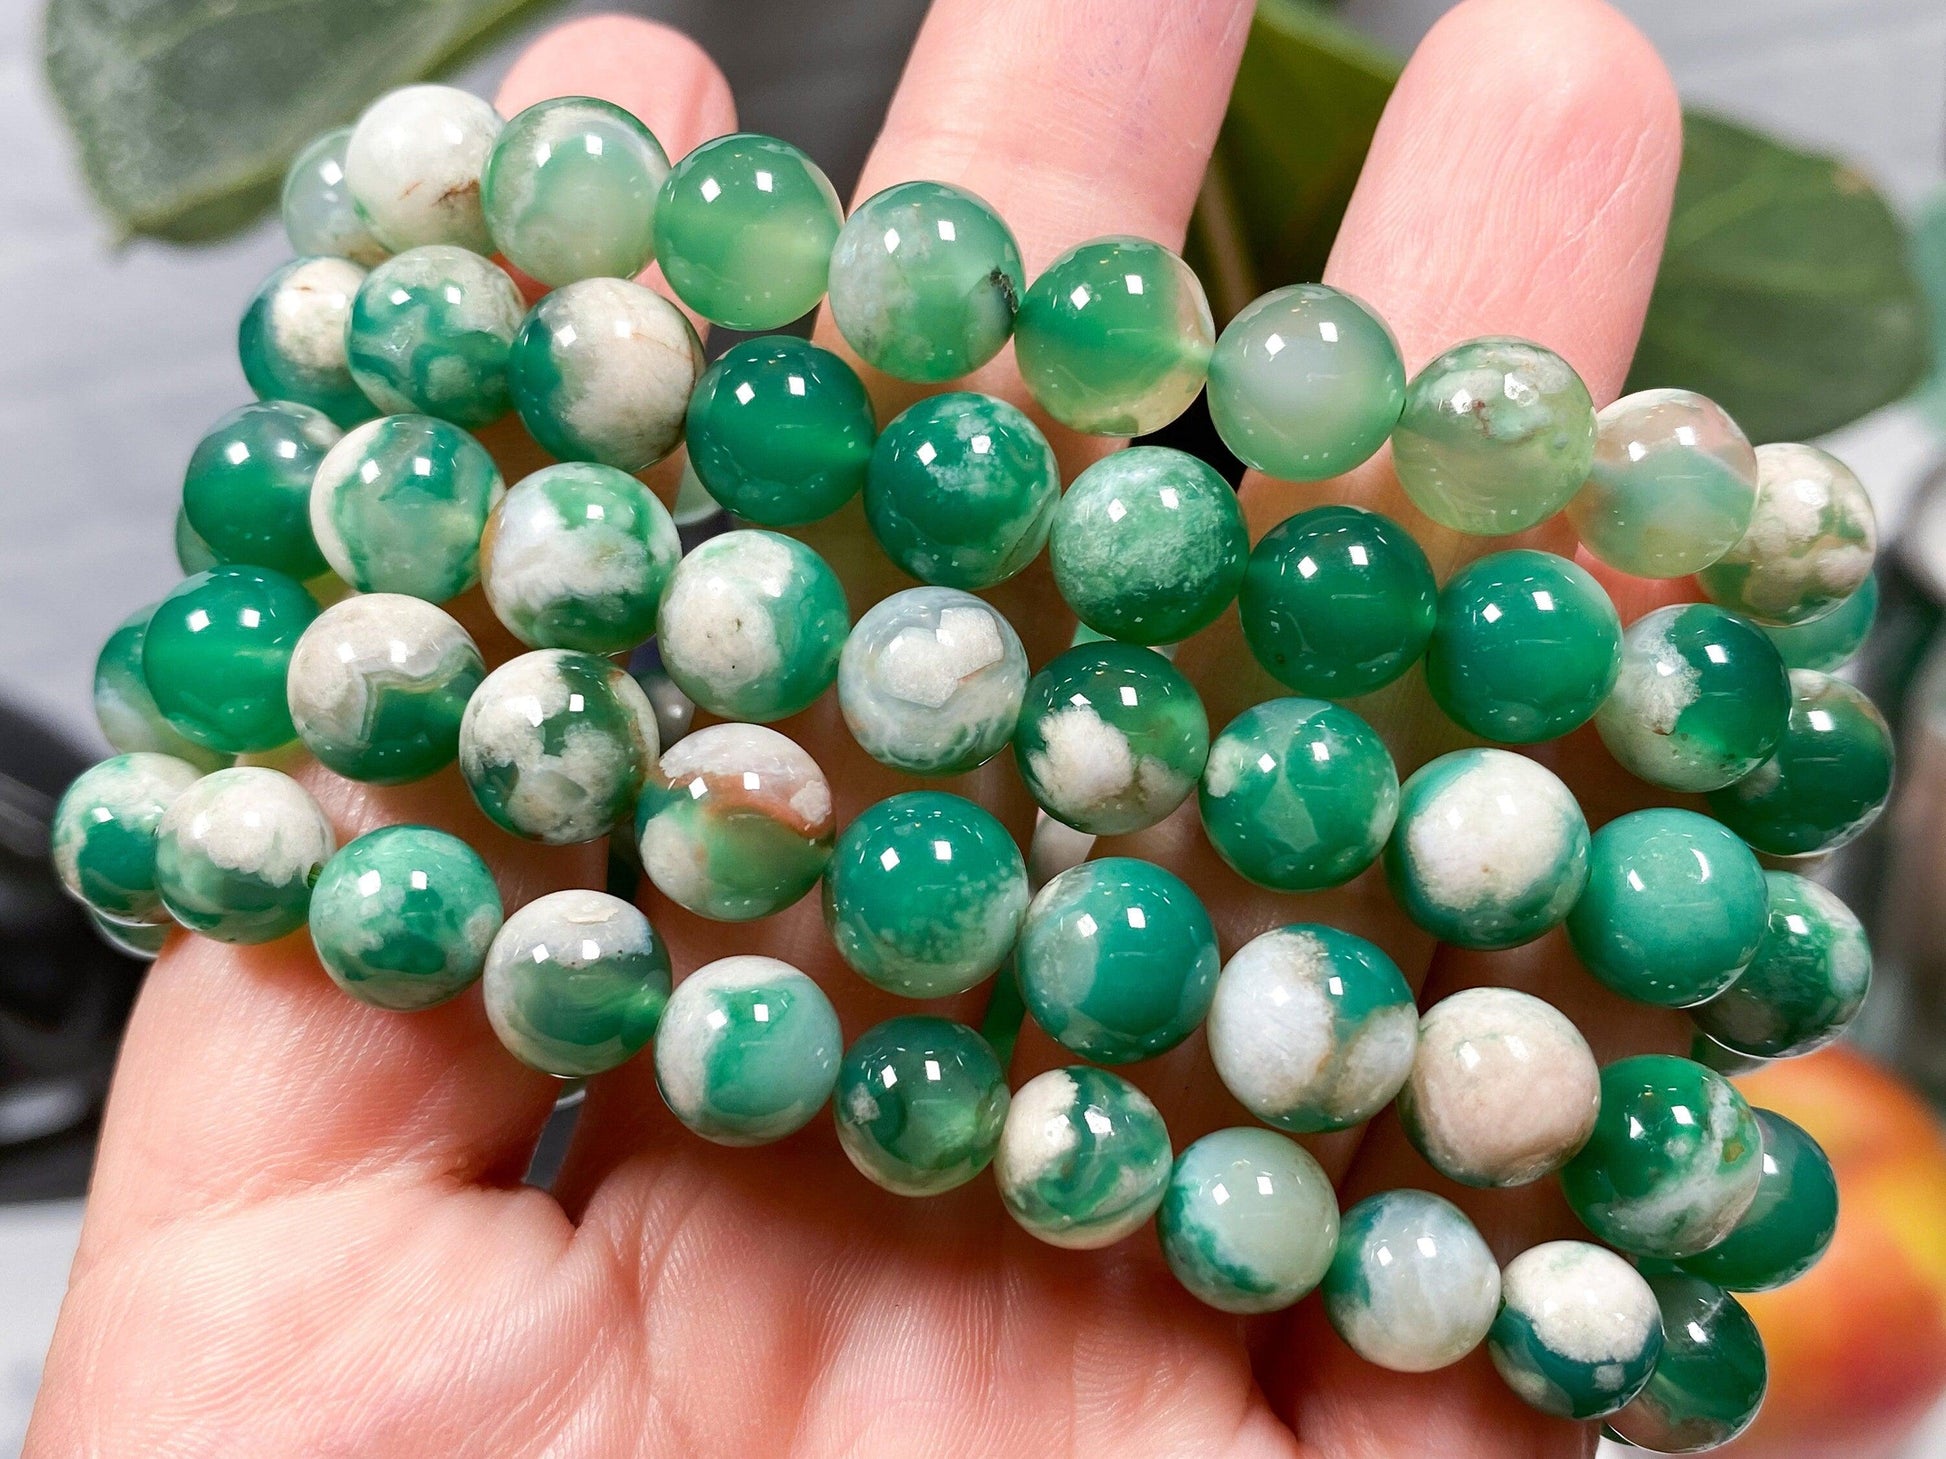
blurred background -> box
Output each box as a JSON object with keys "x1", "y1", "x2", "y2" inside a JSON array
[{"x1": 4, "y1": 0, "x2": 1945, "y2": 1454}]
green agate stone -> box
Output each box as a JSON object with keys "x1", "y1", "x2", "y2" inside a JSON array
[
  {"x1": 308, "y1": 825, "x2": 502, "y2": 1011},
  {"x1": 90, "y1": 909, "x2": 172, "y2": 960},
  {"x1": 1489, "y1": 1242, "x2": 1663, "y2": 1419},
  {"x1": 865, "y1": 392, "x2": 1059, "y2": 590},
  {"x1": 482, "y1": 888, "x2": 670, "y2": 1076},
  {"x1": 1676, "y1": 1109, "x2": 1836, "y2": 1292},
  {"x1": 1691, "y1": 872, "x2": 1870, "y2": 1059},
  {"x1": 1384, "y1": 749, "x2": 1589, "y2": 950},
  {"x1": 1606, "y1": 1273, "x2": 1767, "y2": 1453},
  {"x1": 1560, "y1": 1055, "x2": 1764, "y2": 1259},
  {"x1": 1013, "y1": 642, "x2": 1209, "y2": 836},
  {"x1": 344, "y1": 85, "x2": 501, "y2": 254},
  {"x1": 1018, "y1": 857, "x2": 1219, "y2": 1064},
  {"x1": 1699, "y1": 443, "x2": 1877, "y2": 626},
  {"x1": 1766, "y1": 573, "x2": 1878, "y2": 671},
  {"x1": 1159, "y1": 1127, "x2": 1339, "y2": 1314},
  {"x1": 1425, "y1": 549, "x2": 1621, "y2": 743},
  {"x1": 822, "y1": 792, "x2": 1027, "y2": 998},
  {"x1": 1206, "y1": 283, "x2": 1404, "y2": 481},
  {"x1": 834, "y1": 1017, "x2": 1009, "y2": 1196},
  {"x1": 183, "y1": 402, "x2": 339, "y2": 578},
  {"x1": 1323, "y1": 1190, "x2": 1501, "y2": 1372},
  {"x1": 93, "y1": 606, "x2": 232, "y2": 772},
  {"x1": 480, "y1": 463, "x2": 680, "y2": 654},
  {"x1": 238, "y1": 256, "x2": 375, "y2": 428},
  {"x1": 346, "y1": 246, "x2": 525, "y2": 427},
  {"x1": 996, "y1": 1065, "x2": 1172, "y2": 1249},
  {"x1": 309, "y1": 414, "x2": 504, "y2": 602},
  {"x1": 285, "y1": 594, "x2": 484, "y2": 784},
  {"x1": 1048, "y1": 446, "x2": 1247, "y2": 644},
  {"x1": 1566, "y1": 809, "x2": 1769, "y2": 1008},
  {"x1": 155, "y1": 766, "x2": 335, "y2": 943},
  {"x1": 143, "y1": 566, "x2": 319, "y2": 752},
  {"x1": 482, "y1": 96, "x2": 666, "y2": 287},
  {"x1": 1567, "y1": 390, "x2": 1759, "y2": 579},
  {"x1": 52, "y1": 753, "x2": 202, "y2": 923},
  {"x1": 1708, "y1": 670, "x2": 1894, "y2": 856},
  {"x1": 1393, "y1": 336, "x2": 1596, "y2": 535},
  {"x1": 1199, "y1": 698, "x2": 1398, "y2": 892},
  {"x1": 1207, "y1": 925, "x2": 1416, "y2": 1134},
  {"x1": 1014, "y1": 236, "x2": 1214, "y2": 436},
  {"x1": 827, "y1": 180, "x2": 1024, "y2": 382},
  {"x1": 655, "y1": 133, "x2": 843, "y2": 329},
  {"x1": 653, "y1": 955, "x2": 841, "y2": 1146},
  {"x1": 174, "y1": 507, "x2": 219, "y2": 574},
  {"x1": 282, "y1": 126, "x2": 389, "y2": 266},
  {"x1": 655, "y1": 529, "x2": 848, "y2": 721},
  {"x1": 1595, "y1": 603, "x2": 1792, "y2": 793},
  {"x1": 685, "y1": 337, "x2": 874, "y2": 526},
  {"x1": 636, "y1": 723, "x2": 833, "y2": 922}
]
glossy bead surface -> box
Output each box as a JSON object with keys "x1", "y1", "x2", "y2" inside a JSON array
[
  {"x1": 346, "y1": 245, "x2": 524, "y2": 427},
  {"x1": 1707, "y1": 669, "x2": 1893, "y2": 856},
  {"x1": 835, "y1": 1017, "x2": 1009, "y2": 1196},
  {"x1": 238, "y1": 256, "x2": 374, "y2": 427},
  {"x1": 482, "y1": 96, "x2": 666, "y2": 286},
  {"x1": 174, "y1": 507, "x2": 218, "y2": 574},
  {"x1": 1014, "y1": 643, "x2": 1209, "y2": 836},
  {"x1": 1690, "y1": 872, "x2": 1870, "y2": 1059},
  {"x1": 308, "y1": 826, "x2": 502, "y2": 1010},
  {"x1": 1048, "y1": 447, "x2": 1247, "y2": 644},
  {"x1": 655, "y1": 132, "x2": 842, "y2": 328},
  {"x1": 1018, "y1": 857, "x2": 1219, "y2": 1064},
  {"x1": 635, "y1": 723, "x2": 833, "y2": 921},
  {"x1": 1207, "y1": 284, "x2": 1404, "y2": 481},
  {"x1": 1489, "y1": 1242, "x2": 1663, "y2": 1420},
  {"x1": 282, "y1": 126, "x2": 389, "y2": 266},
  {"x1": 1393, "y1": 337, "x2": 1596, "y2": 534},
  {"x1": 1766, "y1": 573, "x2": 1877, "y2": 671},
  {"x1": 1384, "y1": 749, "x2": 1589, "y2": 950},
  {"x1": 827, "y1": 180, "x2": 1024, "y2": 382},
  {"x1": 154, "y1": 766, "x2": 334, "y2": 943},
  {"x1": 1200, "y1": 698, "x2": 1398, "y2": 892},
  {"x1": 89, "y1": 910, "x2": 171, "y2": 960},
  {"x1": 142, "y1": 566, "x2": 318, "y2": 752},
  {"x1": 52, "y1": 753, "x2": 201, "y2": 923},
  {"x1": 182, "y1": 402, "x2": 339, "y2": 578},
  {"x1": 865, "y1": 391, "x2": 1059, "y2": 590},
  {"x1": 1560, "y1": 1055, "x2": 1764, "y2": 1259},
  {"x1": 94, "y1": 606, "x2": 232, "y2": 772},
  {"x1": 1567, "y1": 389, "x2": 1759, "y2": 578},
  {"x1": 1698, "y1": 443, "x2": 1877, "y2": 626},
  {"x1": 1323, "y1": 1190, "x2": 1501, "y2": 1372},
  {"x1": 1596, "y1": 603, "x2": 1792, "y2": 793},
  {"x1": 1015, "y1": 236, "x2": 1213, "y2": 436},
  {"x1": 482, "y1": 889, "x2": 670, "y2": 1076},
  {"x1": 996, "y1": 1066, "x2": 1171, "y2": 1249},
  {"x1": 1159, "y1": 1127, "x2": 1339, "y2": 1314},
  {"x1": 1606, "y1": 1272, "x2": 1767, "y2": 1453},
  {"x1": 1676, "y1": 1108, "x2": 1836, "y2": 1292},
  {"x1": 286, "y1": 594, "x2": 484, "y2": 783},
  {"x1": 1207, "y1": 925, "x2": 1416, "y2": 1134},
  {"x1": 1425, "y1": 549, "x2": 1621, "y2": 744},
  {"x1": 343, "y1": 84, "x2": 501, "y2": 253}
]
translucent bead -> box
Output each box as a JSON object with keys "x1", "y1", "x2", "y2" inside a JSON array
[
  {"x1": 182, "y1": 402, "x2": 338, "y2": 579},
  {"x1": 1393, "y1": 336, "x2": 1596, "y2": 535},
  {"x1": 1323, "y1": 1190, "x2": 1500, "y2": 1372},
  {"x1": 90, "y1": 910, "x2": 170, "y2": 960},
  {"x1": 1698, "y1": 443, "x2": 1877, "y2": 625},
  {"x1": 51, "y1": 753, "x2": 201, "y2": 924},
  {"x1": 1159, "y1": 1128, "x2": 1339, "y2": 1314},
  {"x1": 93, "y1": 606, "x2": 232, "y2": 772},
  {"x1": 1691, "y1": 872, "x2": 1870, "y2": 1059},
  {"x1": 1489, "y1": 1243, "x2": 1662, "y2": 1419},
  {"x1": 1015, "y1": 236, "x2": 1213, "y2": 436},
  {"x1": 834, "y1": 1016, "x2": 1009, "y2": 1196},
  {"x1": 996, "y1": 1065, "x2": 1171, "y2": 1249},
  {"x1": 1605, "y1": 1272, "x2": 1767, "y2": 1453},
  {"x1": 1675, "y1": 1107, "x2": 1835, "y2": 1297},
  {"x1": 1206, "y1": 283, "x2": 1404, "y2": 481},
  {"x1": 154, "y1": 766, "x2": 334, "y2": 943},
  {"x1": 482, "y1": 96, "x2": 666, "y2": 287},
  {"x1": 827, "y1": 180, "x2": 1024, "y2": 382},
  {"x1": 346, "y1": 246, "x2": 524, "y2": 428},
  {"x1": 281, "y1": 126, "x2": 389, "y2": 266},
  {"x1": 655, "y1": 133, "x2": 842, "y2": 329},
  {"x1": 174, "y1": 507, "x2": 219, "y2": 574},
  {"x1": 344, "y1": 84, "x2": 501, "y2": 254},
  {"x1": 1048, "y1": 446, "x2": 1247, "y2": 644},
  {"x1": 1765, "y1": 572, "x2": 1877, "y2": 671},
  {"x1": 1566, "y1": 389, "x2": 1758, "y2": 578},
  {"x1": 238, "y1": 256, "x2": 375, "y2": 428},
  {"x1": 143, "y1": 566, "x2": 318, "y2": 753}
]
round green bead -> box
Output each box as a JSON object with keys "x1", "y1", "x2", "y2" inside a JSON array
[
  {"x1": 1707, "y1": 669, "x2": 1893, "y2": 857},
  {"x1": 482, "y1": 96, "x2": 667, "y2": 287},
  {"x1": 996, "y1": 1065, "x2": 1172, "y2": 1249},
  {"x1": 142, "y1": 565, "x2": 318, "y2": 753},
  {"x1": 1017, "y1": 857, "x2": 1219, "y2": 1065},
  {"x1": 482, "y1": 889, "x2": 670, "y2": 1076},
  {"x1": 1489, "y1": 1241, "x2": 1663, "y2": 1420},
  {"x1": 1014, "y1": 236, "x2": 1213, "y2": 436},
  {"x1": 1606, "y1": 1272, "x2": 1767, "y2": 1453},
  {"x1": 1596, "y1": 603, "x2": 1792, "y2": 793},
  {"x1": 865, "y1": 391, "x2": 1059, "y2": 590},
  {"x1": 684, "y1": 337, "x2": 874, "y2": 526},
  {"x1": 1323, "y1": 1190, "x2": 1501, "y2": 1372},
  {"x1": 94, "y1": 606, "x2": 232, "y2": 772},
  {"x1": 827, "y1": 180, "x2": 1024, "y2": 383},
  {"x1": 1048, "y1": 446, "x2": 1247, "y2": 644},
  {"x1": 154, "y1": 766, "x2": 335, "y2": 943},
  {"x1": 1676, "y1": 1108, "x2": 1836, "y2": 1294},
  {"x1": 1698, "y1": 443, "x2": 1877, "y2": 627},
  {"x1": 834, "y1": 1017, "x2": 1009, "y2": 1196},
  {"x1": 1013, "y1": 642, "x2": 1209, "y2": 836},
  {"x1": 182, "y1": 402, "x2": 339, "y2": 578},
  {"x1": 52, "y1": 753, "x2": 202, "y2": 923},
  {"x1": 822, "y1": 792, "x2": 1027, "y2": 999},
  {"x1": 1765, "y1": 572, "x2": 1878, "y2": 672},
  {"x1": 238, "y1": 256, "x2": 377, "y2": 428},
  {"x1": 655, "y1": 132, "x2": 842, "y2": 329},
  {"x1": 1199, "y1": 698, "x2": 1398, "y2": 892},
  {"x1": 1159, "y1": 1127, "x2": 1339, "y2": 1314},
  {"x1": 1207, "y1": 283, "x2": 1404, "y2": 481},
  {"x1": 174, "y1": 506, "x2": 219, "y2": 574},
  {"x1": 1691, "y1": 871, "x2": 1870, "y2": 1059},
  {"x1": 90, "y1": 909, "x2": 172, "y2": 960},
  {"x1": 346, "y1": 245, "x2": 524, "y2": 428},
  {"x1": 1560, "y1": 1055, "x2": 1764, "y2": 1260},
  {"x1": 1566, "y1": 809, "x2": 1769, "y2": 1009},
  {"x1": 282, "y1": 126, "x2": 389, "y2": 266},
  {"x1": 1393, "y1": 336, "x2": 1596, "y2": 535}
]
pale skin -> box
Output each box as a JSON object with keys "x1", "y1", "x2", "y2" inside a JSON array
[{"x1": 28, "y1": 1, "x2": 1702, "y2": 1453}]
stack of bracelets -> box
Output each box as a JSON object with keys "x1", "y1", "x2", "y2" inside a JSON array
[{"x1": 53, "y1": 82, "x2": 1889, "y2": 1450}]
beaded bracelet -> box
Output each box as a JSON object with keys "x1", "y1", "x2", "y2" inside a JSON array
[{"x1": 54, "y1": 80, "x2": 1887, "y2": 1449}]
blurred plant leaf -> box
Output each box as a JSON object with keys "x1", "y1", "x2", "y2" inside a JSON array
[
  {"x1": 44, "y1": 0, "x2": 562, "y2": 243},
  {"x1": 1908, "y1": 192, "x2": 1946, "y2": 432}
]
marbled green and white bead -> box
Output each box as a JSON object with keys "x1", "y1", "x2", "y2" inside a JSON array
[
  {"x1": 344, "y1": 84, "x2": 501, "y2": 253},
  {"x1": 238, "y1": 256, "x2": 375, "y2": 427},
  {"x1": 1323, "y1": 1190, "x2": 1501, "y2": 1372},
  {"x1": 1691, "y1": 872, "x2": 1871, "y2": 1059},
  {"x1": 1488, "y1": 1241, "x2": 1663, "y2": 1420},
  {"x1": 1676, "y1": 1108, "x2": 1837, "y2": 1293},
  {"x1": 154, "y1": 766, "x2": 335, "y2": 943},
  {"x1": 996, "y1": 1066, "x2": 1172, "y2": 1249},
  {"x1": 282, "y1": 126, "x2": 390, "y2": 266},
  {"x1": 1158, "y1": 1127, "x2": 1339, "y2": 1314},
  {"x1": 1606, "y1": 1272, "x2": 1767, "y2": 1453},
  {"x1": 1699, "y1": 443, "x2": 1877, "y2": 626},
  {"x1": 346, "y1": 245, "x2": 525, "y2": 427},
  {"x1": 1766, "y1": 573, "x2": 1878, "y2": 671},
  {"x1": 93, "y1": 606, "x2": 232, "y2": 772},
  {"x1": 835, "y1": 1016, "x2": 1009, "y2": 1196},
  {"x1": 52, "y1": 753, "x2": 202, "y2": 923},
  {"x1": 182, "y1": 401, "x2": 340, "y2": 579}
]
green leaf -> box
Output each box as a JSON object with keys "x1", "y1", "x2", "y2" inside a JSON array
[
  {"x1": 1627, "y1": 113, "x2": 1930, "y2": 443},
  {"x1": 1908, "y1": 191, "x2": 1946, "y2": 432},
  {"x1": 44, "y1": 0, "x2": 563, "y2": 243}
]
